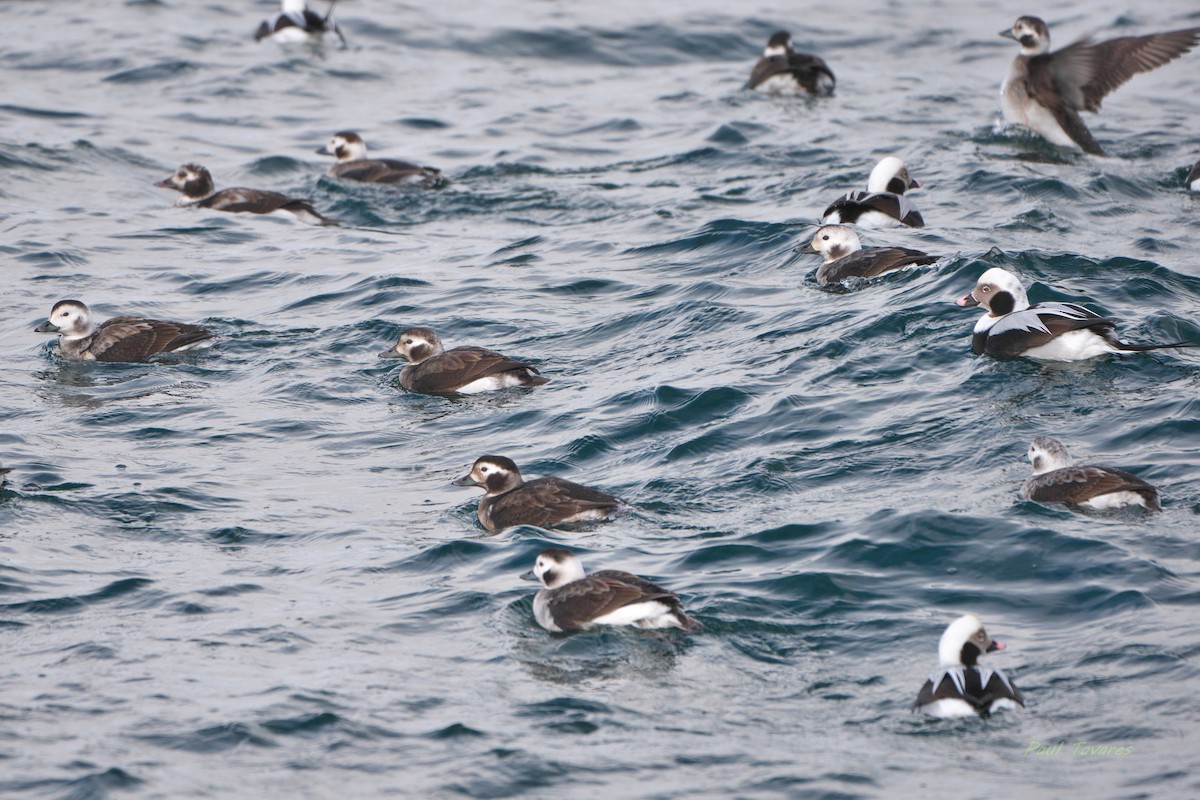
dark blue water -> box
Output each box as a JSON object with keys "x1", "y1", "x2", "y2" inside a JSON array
[{"x1": 3, "y1": 1, "x2": 1200, "y2": 798}]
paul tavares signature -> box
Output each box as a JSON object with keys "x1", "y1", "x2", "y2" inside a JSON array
[{"x1": 1025, "y1": 741, "x2": 1133, "y2": 758}]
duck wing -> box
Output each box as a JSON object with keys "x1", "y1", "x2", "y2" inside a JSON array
[
  {"x1": 487, "y1": 477, "x2": 618, "y2": 529},
  {"x1": 983, "y1": 303, "x2": 1114, "y2": 357},
  {"x1": 546, "y1": 574, "x2": 673, "y2": 630},
  {"x1": 89, "y1": 317, "x2": 213, "y2": 362},
  {"x1": 403, "y1": 346, "x2": 540, "y2": 393},
  {"x1": 817, "y1": 247, "x2": 935, "y2": 285},
  {"x1": 1024, "y1": 465, "x2": 1160, "y2": 509}
]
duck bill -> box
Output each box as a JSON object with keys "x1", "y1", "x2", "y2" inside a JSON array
[
  {"x1": 999, "y1": 28, "x2": 1016, "y2": 40},
  {"x1": 519, "y1": 570, "x2": 539, "y2": 582},
  {"x1": 955, "y1": 291, "x2": 980, "y2": 307},
  {"x1": 909, "y1": 179, "x2": 921, "y2": 190},
  {"x1": 451, "y1": 474, "x2": 480, "y2": 487},
  {"x1": 378, "y1": 348, "x2": 406, "y2": 360},
  {"x1": 794, "y1": 243, "x2": 818, "y2": 255},
  {"x1": 34, "y1": 321, "x2": 60, "y2": 333},
  {"x1": 988, "y1": 639, "x2": 1006, "y2": 652},
  {"x1": 316, "y1": 145, "x2": 332, "y2": 155},
  {"x1": 153, "y1": 177, "x2": 174, "y2": 189}
]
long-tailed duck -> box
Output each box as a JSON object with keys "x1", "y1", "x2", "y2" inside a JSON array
[
  {"x1": 0, "y1": 464, "x2": 12, "y2": 484},
  {"x1": 821, "y1": 157, "x2": 924, "y2": 228},
  {"x1": 155, "y1": 163, "x2": 339, "y2": 226},
  {"x1": 255, "y1": 0, "x2": 345, "y2": 47},
  {"x1": 521, "y1": 547, "x2": 702, "y2": 633},
  {"x1": 316, "y1": 132, "x2": 444, "y2": 187},
  {"x1": 1021, "y1": 436, "x2": 1160, "y2": 511},
  {"x1": 1001, "y1": 16, "x2": 1200, "y2": 156},
  {"x1": 379, "y1": 327, "x2": 548, "y2": 394},
  {"x1": 794, "y1": 224, "x2": 936, "y2": 285},
  {"x1": 1187, "y1": 160, "x2": 1200, "y2": 192},
  {"x1": 746, "y1": 31, "x2": 835, "y2": 96},
  {"x1": 956, "y1": 267, "x2": 1198, "y2": 360},
  {"x1": 452, "y1": 456, "x2": 621, "y2": 533},
  {"x1": 915, "y1": 614, "x2": 1024, "y2": 718},
  {"x1": 34, "y1": 300, "x2": 216, "y2": 362}
]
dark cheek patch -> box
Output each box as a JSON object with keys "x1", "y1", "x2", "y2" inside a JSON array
[
  {"x1": 990, "y1": 291, "x2": 1015, "y2": 316},
  {"x1": 886, "y1": 177, "x2": 906, "y2": 195},
  {"x1": 1020, "y1": 34, "x2": 1036, "y2": 47},
  {"x1": 485, "y1": 472, "x2": 507, "y2": 492},
  {"x1": 542, "y1": 568, "x2": 557, "y2": 585}
]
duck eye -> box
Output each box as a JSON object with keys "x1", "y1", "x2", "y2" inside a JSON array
[
  {"x1": 981, "y1": 286, "x2": 991, "y2": 293},
  {"x1": 822, "y1": 235, "x2": 830, "y2": 241}
]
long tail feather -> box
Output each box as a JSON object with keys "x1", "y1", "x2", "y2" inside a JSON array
[{"x1": 1115, "y1": 336, "x2": 1200, "y2": 352}]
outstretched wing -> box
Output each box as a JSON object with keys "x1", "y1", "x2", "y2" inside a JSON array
[
  {"x1": 1079, "y1": 28, "x2": 1200, "y2": 111},
  {"x1": 1040, "y1": 29, "x2": 1200, "y2": 112}
]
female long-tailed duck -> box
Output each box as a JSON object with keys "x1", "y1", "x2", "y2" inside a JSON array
[
  {"x1": 155, "y1": 163, "x2": 338, "y2": 226},
  {"x1": 379, "y1": 327, "x2": 548, "y2": 394},
  {"x1": 317, "y1": 132, "x2": 444, "y2": 187},
  {"x1": 34, "y1": 300, "x2": 216, "y2": 362},
  {"x1": 255, "y1": 0, "x2": 345, "y2": 47},
  {"x1": 452, "y1": 456, "x2": 621, "y2": 533},
  {"x1": 1021, "y1": 436, "x2": 1160, "y2": 511},
  {"x1": 821, "y1": 157, "x2": 924, "y2": 228},
  {"x1": 956, "y1": 267, "x2": 1197, "y2": 361},
  {"x1": 746, "y1": 31, "x2": 835, "y2": 96},
  {"x1": 1001, "y1": 16, "x2": 1200, "y2": 155},
  {"x1": 914, "y1": 614, "x2": 1024, "y2": 718},
  {"x1": 521, "y1": 548, "x2": 702, "y2": 633},
  {"x1": 794, "y1": 224, "x2": 936, "y2": 286},
  {"x1": 1187, "y1": 160, "x2": 1200, "y2": 192}
]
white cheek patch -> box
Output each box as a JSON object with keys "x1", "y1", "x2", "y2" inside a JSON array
[{"x1": 762, "y1": 45, "x2": 787, "y2": 57}]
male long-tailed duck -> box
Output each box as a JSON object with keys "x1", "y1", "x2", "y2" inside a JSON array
[
  {"x1": 746, "y1": 31, "x2": 835, "y2": 96},
  {"x1": 317, "y1": 132, "x2": 444, "y2": 187},
  {"x1": 956, "y1": 267, "x2": 1197, "y2": 361},
  {"x1": 255, "y1": 0, "x2": 345, "y2": 47},
  {"x1": 155, "y1": 163, "x2": 338, "y2": 226},
  {"x1": 1187, "y1": 160, "x2": 1200, "y2": 192},
  {"x1": 35, "y1": 300, "x2": 216, "y2": 362},
  {"x1": 1021, "y1": 436, "x2": 1160, "y2": 511},
  {"x1": 821, "y1": 157, "x2": 924, "y2": 228},
  {"x1": 794, "y1": 224, "x2": 936, "y2": 286},
  {"x1": 1000, "y1": 16, "x2": 1200, "y2": 156},
  {"x1": 521, "y1": 548, "x2": 702, "y2": 633},
  {"x1": 914, "y1": 614, "x2": 1024, "y2": 718},
  {"x1": 452, "y1": 456, "x2": 622, "y2": 533},
  {"x1": 379, "y1": 327, "x2": 548, "y2": 394}
]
